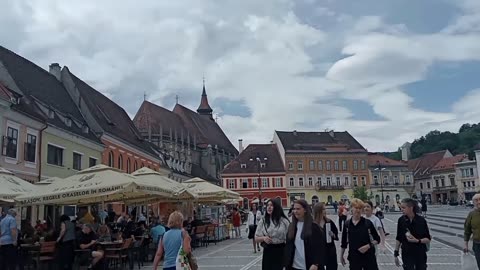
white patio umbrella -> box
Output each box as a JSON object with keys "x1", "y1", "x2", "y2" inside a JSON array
[
  {"x1": 183, "y1": 178, "x2": 240, "y2": 201},
  {"x1": 132, "y1": 167, "x2": 197, "y2": 201},
  {"x1": 16, "y1": 165, "x2": 186, "y2": 206},
  {"x1": 0, "y1": 167, "x2": 37, "y2": 202}
]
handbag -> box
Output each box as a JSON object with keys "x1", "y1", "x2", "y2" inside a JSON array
[{"x1": 176, "y1": 230, "x2": 199, "y2": 270}]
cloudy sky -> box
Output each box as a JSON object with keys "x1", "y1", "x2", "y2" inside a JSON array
[{"x1": 2, "y1": 0, "x2": 480, "y2": 152}]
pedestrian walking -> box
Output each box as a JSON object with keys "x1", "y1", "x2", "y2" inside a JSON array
[
  {"x1": 394, "y1": 198, "x2": 431, "y2": 270},
  {"x1": 0, "y1": 208, "x2": 18, "y2": 270},
  {"x1": 364, "y1": 201, "x2": 386, "y2": 253},
  {"x1": 313, "y1": 202, "x2": 338, "y2": 270},
  {"x1": 333, "y1": 201, "x2": 338, "y2": 214},
  {"x1": 153, "y1": 211, "x2": 192, "y2": 270},
  {"x1": 338, "y1": 202, "x2": 348, "y2": 232},
  {"x1": 340, "y1": 199, "x2": 380, "y2": 270},
  {"x1": 247, "y1": 204, "x2": 262, "y2": 253},
  {"x1": 232, "y1": 207, "x2": 242, "y2": 238},
  {"x1": 464, "y1": 193, "x2": 480, "y2": 268},
  {"x1": 420, "y1": 196, "x2": 427, "y2": 217},
  {"x1": 56, "y1": 214, "x2": 76, "y2": 270},
  {"x1": 284, "y1": 199, "x2": 324, "y2": 270},
  {"x1": 255, "y1": 199, "x2": 290, "y2": 270}
]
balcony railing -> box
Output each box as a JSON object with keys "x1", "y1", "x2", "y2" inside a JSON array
[
  {"x1": 373, "y1": 182, "x2": 413, "y2": 187},
  {"x1": 433, "y1": 185, "x2": 458, "y2": 191},
  {"x1": 317, "y1": 185, "x2": 345, "y2": 190}
]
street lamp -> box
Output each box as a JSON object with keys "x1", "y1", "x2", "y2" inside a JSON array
[
  {"x1": 374, "y1": 161, "x2": 386, "y2": 204},
  {"x1": 249, "y1": 155, "x2": 268, "y2": 213}
]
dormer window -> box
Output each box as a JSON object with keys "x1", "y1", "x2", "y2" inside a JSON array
[
  {"x1": 260, "y1": 163, "x2": 266, "y2": 168},
  {"x1": 48, "y1": 109, "x2": 55, "y2": 119},
  {"x1": 82, "y1": 125, "x2": 89, "y2": 134},
  {"x1": 65, "y1": 118, "x2": 72, "y2": 127},
  {"x1": 240, "y1": 163, "x2": 246, "y2": 169}
]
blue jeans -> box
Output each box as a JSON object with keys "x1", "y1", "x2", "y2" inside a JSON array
[
  {"x1": 473, "y1": 242, "x2": 480, "y2": 269},
  {"x1": 163, "y1": 267, "x2": 176, "y2": 270}
]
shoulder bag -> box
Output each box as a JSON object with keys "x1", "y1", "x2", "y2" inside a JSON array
[{"x1": 260, "y1": 218, "x2": 269, "y2": 248}]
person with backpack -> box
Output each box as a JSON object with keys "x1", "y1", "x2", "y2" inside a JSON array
[
  {"x1": 340, "y1": 199, "x2": 380, "y2": 270},
  {"x1": 394, "y1": 198, "x2": 431, "y2": 270}
]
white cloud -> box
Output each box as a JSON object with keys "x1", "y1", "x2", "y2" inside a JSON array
[{"x1": 1, "y1": 0, "x2": 480, "y2": 152}]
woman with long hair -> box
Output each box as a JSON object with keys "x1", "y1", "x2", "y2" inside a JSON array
[
  {"x1": 364, "y1": 201, "x2": 386, "y2": 253},
  {"x1": 340, "y1": 199, "x2": 380, "y2": 270},
  {"x1": 153, "y1": 211, "x2": 192, "y2": 270},
  {"x1": 56, "y1": 215, "x2": 76, "y2": 270},
  {"x1": 313, "y1": 202, "x2": 338, "y2": 270},
  {"x1": 247, "y1": 204, "x2": 262, "y2": 253},
  {"x1": 284, "y1": 199, "x2": 324, "y2": 270},
  {"x1": 255, "y1": 199, "x2": 290, "y2": 270}
]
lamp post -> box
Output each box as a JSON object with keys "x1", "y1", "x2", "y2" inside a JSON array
[
  {"x1": 375, "y1": 162, "x2": 386, "y2": 204},
  {"x1": 250, "y1": 155, "x2": 268, "y2": 213}
]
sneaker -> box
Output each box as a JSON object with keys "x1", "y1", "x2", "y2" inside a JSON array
[
  {"x1": 385, "y1": 233, "x2": 390, "y2": 236},
  {"x1": 258, "y1": 247, "x2": 261, "y2": 251}
]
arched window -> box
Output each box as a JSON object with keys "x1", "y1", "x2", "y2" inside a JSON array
[
  {"x1": 133, "y1": 161, "x2": 138, "y2": 171},
  {"x1": 108, "y1": 151, "x2": 114, "y2": 167},
  {"x1": 126, "y1": 158, "x2": 131, "y2": 173},
  {"x1": 118, "y1": 155, "x2": 123, "y2": 170},
  {"x1": 327, "y1": 195, "x2": 333, "y2": 204},
  {"x1": 312, "y1": 196, "x2": 319, "y2": 205}
]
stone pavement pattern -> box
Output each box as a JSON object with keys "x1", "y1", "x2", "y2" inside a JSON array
[{"x1": 141, "y1": 206, "x2": 476, "y2": 270}]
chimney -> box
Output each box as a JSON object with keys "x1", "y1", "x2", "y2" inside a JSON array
[
  {"x1": 49, "y1": 63, "x2": 61, "y2": 81},
  {"x1": 401, "y1": 142, "x2": 411, "y2": 161},
  {"x1": 238, "y1": 139, "x2": 244, "y2": 153},
  {"x1": 293, "y1": 130, "x2": 297, "y2": 136},
  {"x1": 329, "y1": 130, "x2": 335, "y2": 138}
]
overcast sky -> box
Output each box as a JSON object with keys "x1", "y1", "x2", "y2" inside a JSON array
[{"x1": 2, "y1": 0, "x2": 480, "y2": 152}]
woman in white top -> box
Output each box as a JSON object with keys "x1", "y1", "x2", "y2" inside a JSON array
[
  {"x1": 247, "y1": 204, "x2": 262, "y2": 253},
  {"x1": 364, "y1": 200, "x2": 386, "y2": 252},
  {"x1": 284, "y1": 199, "x2": 324, "y2": 270},
  {"x1": 255, "y1": 199, "x2": 290, "y2": 270}
]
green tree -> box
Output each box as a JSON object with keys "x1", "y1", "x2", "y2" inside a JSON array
[{"x1": 353, "y1": 186, "x2": 369, "y2": 201}]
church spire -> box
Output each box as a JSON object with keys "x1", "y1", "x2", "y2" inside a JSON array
[{"x1": 197, "y1": 78, "x2": 213, "y2": 119}]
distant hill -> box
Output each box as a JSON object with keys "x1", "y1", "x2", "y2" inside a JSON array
[{"x1": 382, "y1": 123, "x2": 480, "y2": 160}]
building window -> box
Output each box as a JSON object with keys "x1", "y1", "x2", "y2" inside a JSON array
[
  {"x1": 336, "y1": 177, "x2": 341, "y2": 186},
  {"x1": 435, "y1": 179, "x2": 439, "y2": 187},
  {"x1": 89, "y1": 157, "x2": 97, "y2": 168},
  {"x1": 242, "y1": 179, "x2": 248, "y2": 189},
  {"x1": 373, "y1": 175, "x2": 378, "y2": 185},
  {"x1": 229, "y1": 179, "x2": 235, "y2": 189},
  {"x1": 126, "y1": 158, "x2": 131, "y2": 173},
  {"x1": 427, "y1": 182, "x2": 431, "y2": 189},
  {"x1": 450, "y1": 177, "x2": 455, "y2": 186},
  {"x1": 299, "y1": 177, "x2": 304, "y2": 187},
  {"x1": 383, "y1": 175, "x2": 388, "y2": 184},
  {"x1": 318, "y1": 161, "x2": 323, "y2": 170},
  {"x1": 420, "y1": 182, "x2": 423, "y2": 189},
  {"x1": 24, "y1": 134, "x2": 37, "y2": 162},
  {"x1": 133, "y1": 161, "x2": 138, "y2": 171},
  {"x1": 253, "y1": 179, "x2": 258, "y2": 188},
  {"x1": 288, "y1": 161, "x2": 294, "y2": 170},
  {"x1": 361, "y1": 176, "x2": 366, "y2": 186},
  {"x1": 309, "y1": 160, "x2": 315, "y2": 170},
  {"x1": 405, "y1": 175, "x2": 411, "y2": 184},
  {"x1": 289, "y1": 177, "x2": 294, "y2": 187},
  {"x1": 334, "y1": 160, "x2": 339, "y2": 171},
  {"x1": 361, "y1": 160, "x2": 366, "y2": 170},
  {"x1": 241, "y1": 163, "x2": 246, "y2": 169},
  {"x1": 297, "y1": 161, "x2": 303, "y2": 170},
  {"x1": 394, "y1": 175, "x2": 399, "y2": 184},
  {"x1": 441, "y1": 179, "x2": 445, "y2": 187},
  {"x1": 312, "y1": 196, "x2": 319, "y2": 205},
  {"x1": 326, "y1": 177, "x2": 331, "y2": 186},
  {"x1": 118, "y1": 155, "x2": 123, "y2": 170},
  {"x1": 5, "y1": 126, "x2": 18, "y2": 158},
  {"x1": 344, "y1": 176, "x2": 349, "y2": 186},
  {"x1": 108, "y1": 151, "x2": 114, "y2": 167},
  {"x1": 353, "y1": 176, "x2": 358, "y2": 186},
  {"x1": 275, "y1": 178, "x2": 282, "y2": 187},
  {"x1": 342, "y1": 160, "x2": 347, "y2": 170},
  {"x1": 308, "y1": 177, "x2": 313, "y2": 187},
  {"x1": 260, "y1": 163, "x2": 266, "y2": 168},
  {"x1": 326, "y1": 161, "x2": 331, "y2": 170},
  {"x1": 47, "y1": 144, "x2": 63, "y2": 166},
  {"x1": 73, "y1": 152, "x2": 82, "y2": 171},
  {"x1": 353, "y1": 160, "x2": 358, "y2": 170},
  {"x1": 262, "y1": 178, "x2": 268, "y2": 188},
  {"x1": 317, "y1": 177, "x2": 322, "y2": 186}
]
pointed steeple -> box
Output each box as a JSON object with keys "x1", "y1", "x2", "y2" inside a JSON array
[{"x1": 197, "y1": 78, "x2": 213, "y2": 119}]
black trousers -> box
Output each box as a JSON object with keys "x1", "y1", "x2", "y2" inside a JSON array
[
  {"x1": 262, "y1": 243, "x2": 285, "y2": 270},
  {"x1": 348, "y1": 252, "x2": 378, "y2": 270},
  {"x1": 325, "y1": 245, "x2": 338, "y2": 270},
  {"x1": 0, "y1": 244, "x2": 18, "y2": 270},
  {"x1": 339, "y1": 215, "x2": 347, "y2": 231},
  {"x1": 58, "y1": 240, "x2": 75, "y2": 270},
  {"x1": 402, "y1": 251, "x2": 427, "y2": 270}
]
